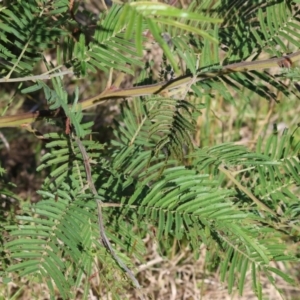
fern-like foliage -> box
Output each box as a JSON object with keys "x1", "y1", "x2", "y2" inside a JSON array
[
  {"x1": 0, "y1": 0, "x2": 68, "y2": 77},
  {"x1": 1, "y1": 0, "x2": 300, "y2": 299}
]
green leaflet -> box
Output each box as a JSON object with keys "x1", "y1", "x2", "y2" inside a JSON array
[{"x1": 2, "y1": 1, "x2": 300, "y2": 299}]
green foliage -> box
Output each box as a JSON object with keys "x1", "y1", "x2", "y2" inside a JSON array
[
  {"x1": 0, "y1": 0, "x2": 68, "y2": 77},
  {"x1": 1, "y1": 0, "x2": 300, "y2": 299}
]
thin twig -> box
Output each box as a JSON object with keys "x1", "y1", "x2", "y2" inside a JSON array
[
  {"x1": 218, "y1": 165, "x2": 276, "y2": 216},
  {"x1": 0, "y1": 70, "x2": 74, "y2": 83},
  {"x1": 0, "y1": 131, "x2": 9, "y2": 150},
  {"x1": 74, "y1": 136, "x2": 143, "y2": 292},
  {"x1": 3, "y1": 50, "x2": 300, "y2": 128}
]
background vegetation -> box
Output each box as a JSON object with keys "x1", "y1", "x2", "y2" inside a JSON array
[{"x1": 0, "y1": 0, "x2": 300, "y2": 299}]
